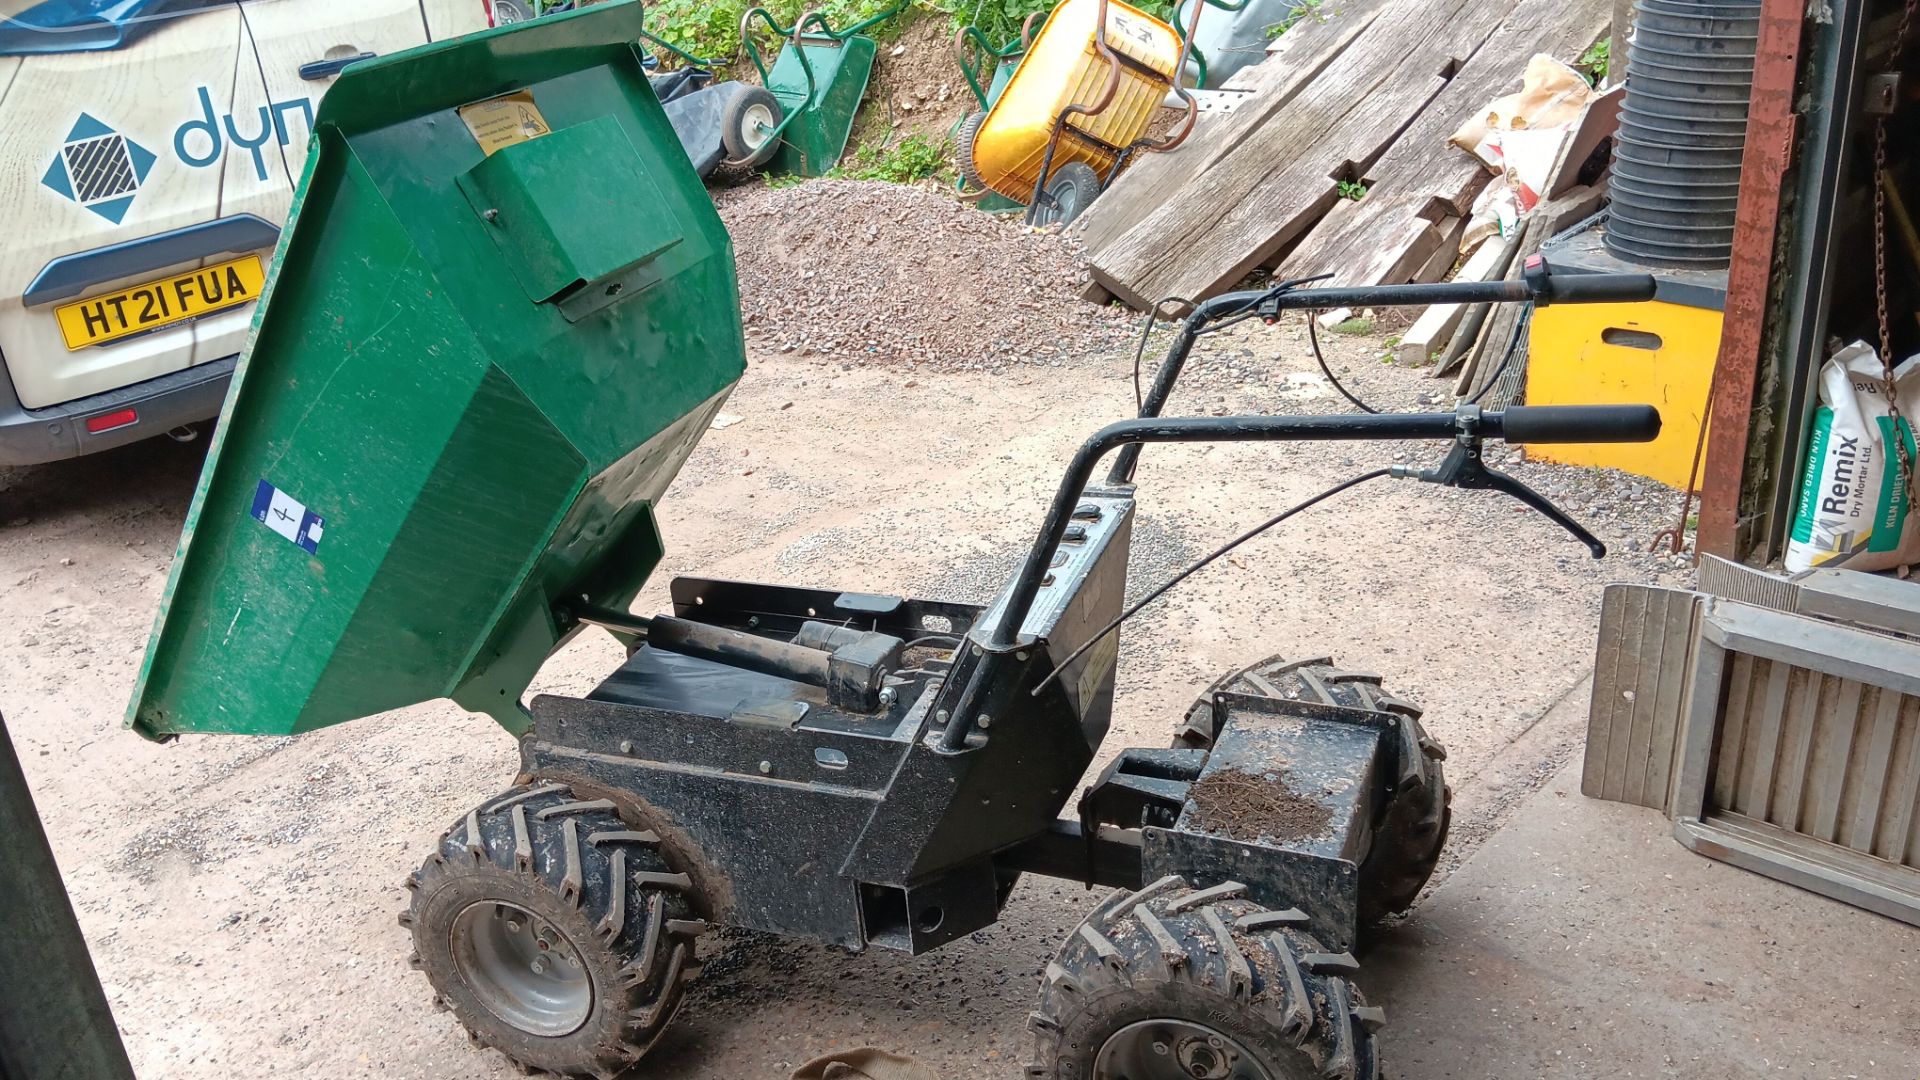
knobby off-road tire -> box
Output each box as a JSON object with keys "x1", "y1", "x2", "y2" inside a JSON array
[
  {"x1": 1175, "y1": 655, "x2": 1451, "y2": 933},
  {"x1": 1028, "y1": 876, "x2": 1382, "y2": 1080},
  {"x1": 401, "y1": 782, "x2": 707, "y2": 1078}
]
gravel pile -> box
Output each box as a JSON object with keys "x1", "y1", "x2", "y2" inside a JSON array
[{"x1": 717, "y1": 179, "x2": 1135, "y2": 371}]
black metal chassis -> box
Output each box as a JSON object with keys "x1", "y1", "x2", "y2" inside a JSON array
[
  {"x1": 520, "y1": 270, "x2": 1659, "y2": 960},
  {"x1": 526, "y1": 478, "x2": 1138, "y2": 955},
  {"x1": 520, "y1": 420, "x2": 1434, "y2": 957},
  {"x1": 523, "y1": 576, "x2": 1410, "y2": 957}
]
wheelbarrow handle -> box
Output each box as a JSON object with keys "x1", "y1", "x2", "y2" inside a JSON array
[
  {"x1": 739, "y1": 6, "x2": 817, "y2": 111},
  {"x1": 1025, "y1": 0, "x2": 1127, "y2": 221},
  {"x1": 1021, "y1": 9, "x2": 1047, "y2": 49},
  {"x1": 833, "y1": 0, "x2": 911, "y2": 41},
  {"x1": 793, "y1": 8, "x2": 833, "y2": 42},
  {"x1": 954, "y1": 26, "x2": 996, "y2": 110},
  {"x1": 1130, "y1": 0, "x2": 1207, "y2": 154}
]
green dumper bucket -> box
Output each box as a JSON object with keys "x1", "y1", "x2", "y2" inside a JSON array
[{"x1": 128, "y1": 2, "x2": 745, "y2": 740}]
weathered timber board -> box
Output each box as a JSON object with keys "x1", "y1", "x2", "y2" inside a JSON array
[
  {"x1": 1082, "y1": 0, "x2": 1501, "y2": 308},
  {"x1": 1278, "y1": 0, "x2": 1612, "y2": 287},
  {"x1": 1411, "y1": 215, "x2": 1470, "y2": 284},
  {"x1": 1397, "y1": 232, "x2": 1510, "y2": 366}
]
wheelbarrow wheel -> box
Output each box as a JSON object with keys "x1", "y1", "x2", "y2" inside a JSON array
[
  {"x1": 722, "y1": 85, "x2": 784, "y2": 169},
  {"x1": 1028, "y1": 876, "x2": 1382, "y2": 1080},
  {"x1": 1173, "y1": 656, "x2": 1450, "y2": 938},
  {"x1": 401, "y1": 782, "x2": 708, "y2": 1078},
  {"x1": 1029, "y1": 161, "x2": 1102, "y2": 227},
  {"x1": 956, "y1": 110, "x2": 990, "y2": 191},
  {"x1": 490, "y1": 0, "x2": 535, "y2": 23}
]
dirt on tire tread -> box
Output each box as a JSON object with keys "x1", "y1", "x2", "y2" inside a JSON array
[
  {"x1": 1027, "y1": 875, "x2": 1381, "y2": 1080},
  {"x1": 404, "y1": 782, "x2": 706, "y2": 1078}
]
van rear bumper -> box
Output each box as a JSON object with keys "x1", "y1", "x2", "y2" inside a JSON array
[{"x1": 0, "y1": 356, "x2": 235, "y2": 467}]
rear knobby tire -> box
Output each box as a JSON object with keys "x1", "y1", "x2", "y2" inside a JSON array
[
  {"x1": 402, "y1": 782, "x2": 706, "y2": 1078},
  {"x1": 1176, "y1": 655, "x2": 1451, "y2": 933},
  {"x1": 1027, "y1": 876, "x2": 1382, "y2": 1080}
]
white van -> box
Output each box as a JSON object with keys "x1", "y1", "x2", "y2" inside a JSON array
[{"x1": 0, "y1": 0, "x2": 492, "y2": 465}]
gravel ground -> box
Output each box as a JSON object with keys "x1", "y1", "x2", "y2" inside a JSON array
[{"x1": 717, "y1": 179, "x2": 1136, "y2": 372}]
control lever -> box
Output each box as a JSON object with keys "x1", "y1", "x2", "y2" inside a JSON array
[{"x1": 1390, "y1": 405, "x2": 1607, "y2": 558}]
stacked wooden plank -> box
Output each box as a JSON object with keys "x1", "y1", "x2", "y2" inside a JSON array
[{"x1": 1075, "y1": 0, "x2": 1611, "y2": 309}]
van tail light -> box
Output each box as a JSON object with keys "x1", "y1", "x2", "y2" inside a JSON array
[{"x1": 85, "y1": 408, "x2": 137, "y2": 434}]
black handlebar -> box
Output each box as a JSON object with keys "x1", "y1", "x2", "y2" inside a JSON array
[
  {"x1": 1179, "y1": 260, "x2": 1656, "y2": 319},
  {"x1": 934, "y1": 403, "x2": 1665, "y2": 750},
  {"x1": 994, "y1": 406, "x2": 1660, "y2": 647},
  {"x1": 935, "y1": 403, "x2": 1663, "y2": 749},
  {"x1": 937, "y1": 260, "x2": 1670, "y2": 751},
  {"x1": 1497, "y1": 404, "x2": 1662, "y2": 444},
  {"x1": 1109, "y1": 258, "x2": 1660, "y2": 486}
]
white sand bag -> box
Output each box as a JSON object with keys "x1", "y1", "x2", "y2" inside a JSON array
[{"x1": 1785, "y1": 341, "x2": 1920, "y2": 573}]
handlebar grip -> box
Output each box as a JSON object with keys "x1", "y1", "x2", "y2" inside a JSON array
[
  {"x1": 1496, "y1": 405, "x2": 1662, "y2": 444},
  {"x1": 1544, "y1": 272, "x2": 1657, "y2": 304},
  {"x1": 1524, "y1": 255, "x2": 1657, "y2": 305}
]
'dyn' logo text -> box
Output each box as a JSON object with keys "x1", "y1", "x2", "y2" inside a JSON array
[{"x1": 174, "y1": 87, "x2": 316, "y2": 182}]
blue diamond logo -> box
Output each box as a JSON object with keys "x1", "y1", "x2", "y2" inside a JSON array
[{"x1": 43, "y1": 114, "x2": 154, "y2": 225}]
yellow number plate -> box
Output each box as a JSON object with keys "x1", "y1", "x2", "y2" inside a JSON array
[{"x1": 56, "y1": 254, "x2": 266, "y2": 350}]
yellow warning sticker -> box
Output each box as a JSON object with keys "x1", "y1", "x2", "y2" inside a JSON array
[{"x1": 458, "y1": 90, "x2": 552, "y2": 156}]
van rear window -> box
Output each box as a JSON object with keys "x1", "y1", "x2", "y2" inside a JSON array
[{"x1": 0, "y1": 0, "x2": 230, "y2": 56}]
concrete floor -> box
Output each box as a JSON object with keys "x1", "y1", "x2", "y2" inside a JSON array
[{"x1": 1369, "y1": 762, "x2": 1920, "y2": 1080}]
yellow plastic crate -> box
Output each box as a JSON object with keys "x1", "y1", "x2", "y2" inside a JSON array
[
  {"x1": 1526, "y1": 296, "x2": 1722, "y2": 489},
  {"x1": 970, "y1": 0, "x2": 1180, "y2": 203}
]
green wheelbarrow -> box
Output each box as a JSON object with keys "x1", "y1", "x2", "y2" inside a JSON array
[{"x1": 737, "y1": 0, "x2": 909, "y2": 177}]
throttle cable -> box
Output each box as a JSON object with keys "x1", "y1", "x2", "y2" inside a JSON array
[
  {"x1": 1306, "y1": 313, "x2": 1381, "y2": 414},
  {"x1": 1031, "y1": 469, "x2": 1391, "y2": 694}
]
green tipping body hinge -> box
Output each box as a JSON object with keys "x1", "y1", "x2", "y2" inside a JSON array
[{"x1": 127, "y1": 2, "x2": 746, "y2": 740}]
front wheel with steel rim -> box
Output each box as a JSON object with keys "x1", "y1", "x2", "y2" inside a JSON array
[
  {"x1": 402, "y1": 782, "x2": 709, "y2": 1078},
  {"x1": 1097, "y1": 1018, "x2": 1274, "y2": 1079},
  {"x1": 721, "y1": 85, "x2": 784, "y2": 169},
  {"x1": 449, "y1": 900, "x2": 593, "y2": 1037},
  {"x1": 1027, "y1": 876, "x2": 1382, "y2": 1080}
]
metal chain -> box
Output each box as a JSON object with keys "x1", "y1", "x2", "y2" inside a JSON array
[{"x1": 1875, "y1": 0, "x2": 1920, "y2": 512}]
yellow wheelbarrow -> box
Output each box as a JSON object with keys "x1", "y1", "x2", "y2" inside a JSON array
[{"x1": 959, "y1": 0, "x2": 1204, "y2": 225}]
